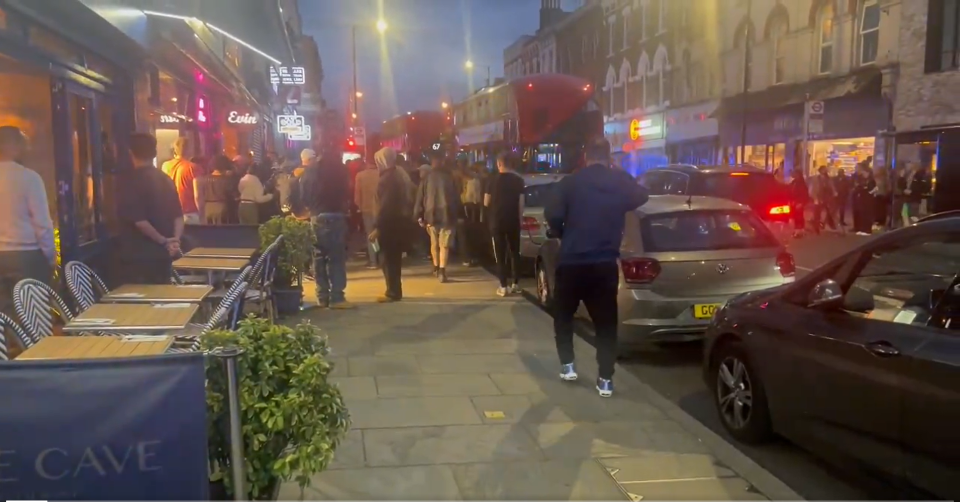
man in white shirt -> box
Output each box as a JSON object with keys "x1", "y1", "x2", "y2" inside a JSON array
[
  {"x1": 0, "y1": 126, "x2": 56, "y2": 329},
  {"x1": 237, "y1": 163, "x2": 273, "y2": 224}
]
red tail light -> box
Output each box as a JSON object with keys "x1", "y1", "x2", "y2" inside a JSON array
[
  {"x1": 620, "y1": 257, "x2": 661, "y2": 284},
  {"x1": 768, "y1": 205, "x2": 791, "y2": 215},
  {"x1": 776, "y1": 251, "x2": 795, "y2": 277},
  {"x1": 521, "y1": 216, "x2": 540, "y2": 232}
]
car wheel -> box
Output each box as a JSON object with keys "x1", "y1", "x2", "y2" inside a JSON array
[
  {"x1": 536, "y1": 261, "x2": 552, "y2": 307},
  {"x1": 712, "y1": 341, "x2": 773, "y2": 444}
]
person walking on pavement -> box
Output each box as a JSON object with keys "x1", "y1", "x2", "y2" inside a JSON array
[
  {"x1": 414, "y1": 153, "x2": 463, "y2": 283},
  {"x1": 811, "y1": 166, "x2": 837, "y2": 234},
  {"x1": 368, "y1": 148, "x2": 411, "y2": 302},
  {"x1": 485, "y1": 151, "x2": 526, "y2": 296},
  {"x1": 460, "y1": 163, "x2": 485, "y2": 266},
  {"x1": 0, "y1": 126, "x2": 56, "y2": 329},
  {"x1": 788, "y1": 170, "x2": 809, "y2": 238},
  {"x1": 834, "y1": 168, "x2": 851, "y2": 228},
  {"x1": 163, "y1": 137, "x2": 201, "y2": 224},
  {"x1": 292, "y1": 148, "x2": 354, "y2": 309},
  {"x1": 116, "y1": 133, "x2": 184, "y2": 284},
  {"x1": 544, "y1": 138, "x2": 649, "y2": 397},
  {"x1": 355, "y1": 160, "x2": 381, "y2": 269},
  {"x1": 851, "y1": 163, "x2": 877, "y2": 235},
  {"x1": 198, "y1": 155, "x2": 234, "y2": 225},
  {"x1": 237, "y1": 162, "x2": 273, "y2": 224}
]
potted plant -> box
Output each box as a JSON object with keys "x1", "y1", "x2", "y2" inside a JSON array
[
  {"x1": 259, "y1": 216, "x2": 314, "y2": 315},
  {"x1": 204, "y1": 317, "x2": 350, "y2": 500}
]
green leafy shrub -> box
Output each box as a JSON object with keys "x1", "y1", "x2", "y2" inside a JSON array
[{"x1": 258, "y1": 216, "x2": 315, "y2": 288}]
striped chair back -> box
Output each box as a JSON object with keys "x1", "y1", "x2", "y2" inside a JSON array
[
  {"x1": 64, "y1": 261, "x2": 109, "y2": 311},
  {"x1": 187, "y1": 281, "x2": 249, "y2": 351},
  {"x1": 12, "y1": 279, "x2": 74, "y2": 344},
  {"x1": 170, "y1": 269, "x2": 185, "y2": 285},
  {"x1": 0, "y1": 312, "x2": 28, "y2": 359}
]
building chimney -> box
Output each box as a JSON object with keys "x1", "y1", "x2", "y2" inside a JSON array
[{"x1": 539, "y1": 0, "x2": 563, "y2": 31}]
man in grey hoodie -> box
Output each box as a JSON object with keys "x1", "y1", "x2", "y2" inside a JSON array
[{"x1": 414, "y1": 154, "x2": 462, "y2": 282}]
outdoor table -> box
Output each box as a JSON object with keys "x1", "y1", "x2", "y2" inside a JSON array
[
  {"x1": 16, "y1": 335, "x2": 174, "y2": 360},
  {"x1": 173, "y1": 256, "x2": 251, "y2": 285},
  {"x1": 102, "y1": 284, "x2": 213, "y2": 303},
  {"x1": 63, "y1": 303, "x2": 199, "y2": 333},
  {"x1": 185, "y1": 247, "x2": 257, "y2": 259}
]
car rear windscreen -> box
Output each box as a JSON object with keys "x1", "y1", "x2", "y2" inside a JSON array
[
  {"x1": 523, "y1": 183, "x2": 558, "y2": 208},
  {"x1": 689, "y1": 173, "x2": 786, "y2": 207},
  {"x1": 641, "y1": 210, "x2": 780, "y2": 253}
]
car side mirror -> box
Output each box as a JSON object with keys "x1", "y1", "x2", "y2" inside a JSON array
[{"x1": 808, "y1": 279, "x2": 844, "y2": 309}]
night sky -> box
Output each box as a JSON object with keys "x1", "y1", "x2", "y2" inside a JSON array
[{"x1": 298, "y1": 0, "x2": 581, "y2": 129}]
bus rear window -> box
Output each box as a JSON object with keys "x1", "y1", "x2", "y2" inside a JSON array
[{"x1": 641, "y1": 210, "x2": 780, "y2": 253}]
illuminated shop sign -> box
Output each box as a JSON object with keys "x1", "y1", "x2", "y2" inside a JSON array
[
  {"x1": 277, "y1": 114, "x2": 305, "y2": 134},
  {"x1": 159, "y1": 114, "x2": 181, "y2": 124},
  {"x1": 269, "y1": 66, "x2": 306, "y2": 85},
  {"x1": 287, "y1": 125, "x2": 312, "y2": 141},
  {"x1": 196, "y1": 96, "x2": 208, "y2": 124},
  {"x1": 225, "y1": 110, "x2": 259, "y2": 126}
]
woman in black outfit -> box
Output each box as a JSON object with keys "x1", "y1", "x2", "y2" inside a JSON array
[
  {"x1": 851, "y1": 164, "x2": 877, "y2": 235},
  {"x1": 369, "y1": 147, "x2": 409, "y2": 302}
]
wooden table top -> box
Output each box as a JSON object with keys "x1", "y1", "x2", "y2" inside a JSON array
[
  {"x1": 64, "y1": 303, "x2": 199, "y2": 332},
  {"x1": 17, "y1": 335, "x2": 174, "y2": 360},
  {"x1": 185, "y1": 247, "x2": 258, "y2": 259},
  {"x1": 173, "y1": 256, "x2": 250, "y2": 271},
  {"x1": 103, "y1": 284, "x2": 213, "y2": 303}
]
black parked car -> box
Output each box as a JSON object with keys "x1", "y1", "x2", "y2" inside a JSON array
[{"x1": 702, "y1": 215, "x2": 960, "y2": 499}]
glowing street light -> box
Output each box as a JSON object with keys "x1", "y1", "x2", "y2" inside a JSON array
[
  {"x1": 355, "y1": 91, "x2": 363, "y2": 98},
  {"x1": 376, "y1": 19, "x2": 388, "y2": 34},
  {"x1": 464, "y1": 60, "x2": 474, "y2": 69},
  {"x1": 441, "y1": 102, "x2": 448, "y2": 109},
  {"x1": 351, "y1": 112, "x2": 358, "y2": 119}
]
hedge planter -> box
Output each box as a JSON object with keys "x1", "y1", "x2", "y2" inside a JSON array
[{"x1": 274, "y1": 285, "x2": 304, "y2": 317}]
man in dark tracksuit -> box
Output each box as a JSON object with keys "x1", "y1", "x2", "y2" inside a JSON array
[{"x1": 544, "y1": 138, "x2": 648, "y2": 397}]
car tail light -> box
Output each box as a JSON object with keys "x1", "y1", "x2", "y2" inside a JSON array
[
  {"x1": 776, "y1": 251, "x2": 795, "y2": 277},
  {"x1": 621, "y1": 257, "x2": 661, "y2": 284},
  {"x1": 768, "y1": 205, "x2": 791, "y2": 215},
  {"x1": 521, "y1": 216, "x2": 540, "y2": 232}
]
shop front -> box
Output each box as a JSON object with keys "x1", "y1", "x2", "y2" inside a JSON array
[
  {"x1": 605, "y1": 113, "x2": 667, "y2": 176},
  {"x1": 893, "y1": 127, "x2": 959, "y2": 215},
  {"x1": 718, "y1": 91, "x2": 887, "y2": 178},
  {"x1": 666, "y1": 101, "x2": 720, "y2": 165},
  {"x1": 0, "y1": 0, "x2": 143, "y2": 273}
]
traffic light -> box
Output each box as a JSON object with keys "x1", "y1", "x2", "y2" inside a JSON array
[{"x1": 346, "y1": 137, "x2": 355, "y2": 148}]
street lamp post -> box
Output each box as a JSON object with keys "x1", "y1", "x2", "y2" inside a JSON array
[
  {"x1": 465, "y1": 60, "x2": 491, "y2": 87},
  {"x1": 350, "y1": 20, "x2": 387, "y2": 122}
]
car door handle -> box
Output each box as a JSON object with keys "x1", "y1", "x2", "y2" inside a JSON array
[{"x1": 866, "y1": 341, "x2": 900, "y2": 357}]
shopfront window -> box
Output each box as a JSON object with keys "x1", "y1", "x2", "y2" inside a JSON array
[
  {"x1": 70, "y1": 95, "x2": 96, "y2": 245},
  {"x1": 99, "y1": 101, "x2": 119, "y2": 235},
  {"x1": 0, "y1": 54, "x2": 57, "y2": 225},
  {"x1": 807, "y1": 137, "x2": 875, "y2": 177}
]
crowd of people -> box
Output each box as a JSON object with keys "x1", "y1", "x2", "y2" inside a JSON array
[{"x1": 782, "y1": 159, "x2": 933, "y2": 238}]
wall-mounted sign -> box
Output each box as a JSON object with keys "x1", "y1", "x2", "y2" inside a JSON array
[
  {"x1": 225, "y1": 110, "x2": 259, "y2": 127},
  {"x1": 353, "y1": 126, "x2": 366, "y2": 146},
  {"x1": 628, "y1": 116, "x2": 664, "y2": 140},
  {"x1": 277, "y1": 115, "x2": 305, "y2": 134},
  {"x1": 159, "y1": 114, "x2": 181, "y2": 124},
  {"x1": 269, "y1": 66, "x2": 306, "y2": 85},
  {"x1": 287, "y1": 125, "x2": 311, "y2": 141},
  {"x1": 196, "y1": 96, "x2": 208, "y2": 124}
]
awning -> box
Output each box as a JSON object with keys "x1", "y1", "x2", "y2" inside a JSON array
[{"x1": 712, "y1": 67, "x2": 882, "y2": 118}]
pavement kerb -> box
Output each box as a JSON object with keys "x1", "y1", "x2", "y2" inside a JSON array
[{"x1": 567, "y1": 327, "x2": 805, "y2": 501}]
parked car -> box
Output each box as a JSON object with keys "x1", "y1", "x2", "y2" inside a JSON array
[
  {"x1": 702, "y1": 216, "x2": 960, "y2": 499},
  {"x1": 638, "y1": 165, "x2": 792, "y2": 239},
  {"x1": 535, "y1": 195, "x2": 795, "y2": 342},
  {"x1": 519, "y1": 173, "x2": 566, "y2": 268}
]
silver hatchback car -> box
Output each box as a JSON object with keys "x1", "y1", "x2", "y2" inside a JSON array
[{"x1": 535, "y1": 195, "x2": 796, "y2": 342}]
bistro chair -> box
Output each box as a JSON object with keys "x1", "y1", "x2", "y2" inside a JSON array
[
  {"x1": 170, "y1": 269, "x2": 185, "y2": 285},
  {"x1": 168, "y1": 280, "x2": 249, "y2": 353},
  {"x1": 246, "y1": 237, "x2": 283, "y2": 322},
  {"x1": 12, "y1": 279, "x2": 75, "y2": 345},
  {"x1": 0, "y1": 311, "x2": 29, "y2": 359},
  {"x1": 64, "y1": 261, "x2": 110, "y2": 311}
]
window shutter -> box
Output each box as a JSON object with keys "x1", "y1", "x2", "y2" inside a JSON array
[{"x1": 925, "y1": 0, "x2": 945, "y2": 73}]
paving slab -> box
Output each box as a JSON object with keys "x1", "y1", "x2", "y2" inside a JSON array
[
  {"x1": 347, "y1": 355, "x2": 421, "y2": 376},
  {"x1": 374, "y1": 338, "x2": 523, "y2": 355},
  {"x1": 282, "y1": 465, "x2": 463, "y2": 500},
  {"x1": 363, "y1": 424, "x2": 545, "y2": 466},
  {"x1": 525, "y1": 420, "x2": 711, "y2": 460},
  {"x1": 470, "y1": 395, "x2": 573, "y2": 424},
  {"x1": 330, "y1": 376, "x2": 378, "y2": 401},
  {"x1": 348, "y1": 396, "x2": 483, "y2": 429},
  {"x1": 328, "y1": 357, "x2": 348, "y2": 377},
  {"x1": 377, "y1": 374, "x2": 502, "y2": 398},
  {"x1": 328, "y1": 430, "x2": 365, "y2": 470},
  {"x1": 450, "y1": 458, "x2": 627, "y2": 500},
  {"x1": 598, "y1": 453, "x2": 739, "y2": 482},
  {"x1": 619, "y1": 476, "x2": 769, "y2": 500},
  {"x1": 417, "y1": 354, "x2": 534, "y2": 374}
]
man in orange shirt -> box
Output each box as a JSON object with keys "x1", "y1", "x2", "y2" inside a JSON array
[{"x1": 162, "y1": 137, "x2": 201, "y2": 224}]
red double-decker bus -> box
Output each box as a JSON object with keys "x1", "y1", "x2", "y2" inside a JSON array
[
  {"x1": 451, "y1": 73, "x2": 602, "y2": 173},
  {"x1": 379, "y1": 111, "x2": 449, "y2": 164}
]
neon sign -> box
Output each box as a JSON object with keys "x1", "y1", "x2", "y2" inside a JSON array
[
  {"x1": 226, "y1": 110, "x2": 258, "y2": 125},
  {"x1": 159, "y1": 114, "x2": 180, "y2": 124},
  {"x1": 197, "y1": 96, "x2": 208, "y2": 124}
]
